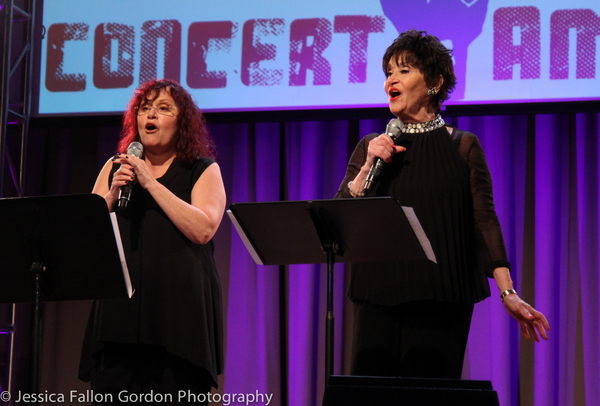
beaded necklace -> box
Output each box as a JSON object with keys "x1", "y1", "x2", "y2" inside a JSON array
[{"x1": 401, "y1": 114, "x2": 445, "y2": 133}]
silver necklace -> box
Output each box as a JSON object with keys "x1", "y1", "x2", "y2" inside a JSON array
[{"x1": 401, "y1": 114, "x2": 445, "y2": 133}]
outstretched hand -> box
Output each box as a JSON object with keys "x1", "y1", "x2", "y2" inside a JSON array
[{"x1": 502, "y1": 294, "x2": 550, "y2": 342}]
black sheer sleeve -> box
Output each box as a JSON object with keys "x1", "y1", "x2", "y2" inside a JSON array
[
  {"x1": 334, "y1": 134, "x2": 377, "y2": 199},
  {"x1": 457, "y1": 130, "x2": 511, "y2": 277}
]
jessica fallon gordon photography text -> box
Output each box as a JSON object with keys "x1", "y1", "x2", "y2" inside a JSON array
[{"x1": 12, "y1": 390, "x2": 274, "y2": 404}]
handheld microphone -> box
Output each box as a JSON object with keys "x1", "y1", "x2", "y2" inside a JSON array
[
  {"x1": 364, "y1": 119, "x2": 404, "y2": 192},
  {"x1": 118, "y1": 141, "x2": 144, "y2": 209}
]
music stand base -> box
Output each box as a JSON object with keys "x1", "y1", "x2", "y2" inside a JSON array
[{"x1": 323, "y1": 376, "x2": 500, "y2": 406}]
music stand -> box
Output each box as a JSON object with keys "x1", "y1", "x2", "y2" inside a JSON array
[
  {"x1": 228, "y1": 197, "x2": 436, "y2": 382},
  {"x1": 0, "y1": 194, "x2": 133, "y2": 398}
]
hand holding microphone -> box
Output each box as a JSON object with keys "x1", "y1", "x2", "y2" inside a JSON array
[
  {"x1": 118, "y1": 142, "x2": 144, "y2": 209},
  {"x1": 363, "y1": 119, "x2": 405, "y2": 192}
]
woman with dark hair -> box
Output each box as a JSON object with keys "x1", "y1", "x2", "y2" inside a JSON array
[
  {"x1": 79, "y1": 79, "x2": 226, "y2": 404},
  {"x1": 336, "y1": 30, "x2": 549, "y2": 379}
]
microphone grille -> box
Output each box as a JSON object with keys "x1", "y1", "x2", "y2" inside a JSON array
[
  {"x1": 127, "y1": 142, "x2": 144, "y2": 159},
  {"x1": 386, "y1": 119, "x2": 404, "y2": 140}
]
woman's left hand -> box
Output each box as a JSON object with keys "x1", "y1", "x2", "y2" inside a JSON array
[
  {"x1": 502, "y1": 294, "x2": 550, "y2": 342},
  {"x1": 113, "y1": 154, "x2": 226, "y2": 245},
  {"x1": 122, "y1": 155, "x2": 155, "y2": 190}
]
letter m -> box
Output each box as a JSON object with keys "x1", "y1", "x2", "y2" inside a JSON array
[
  {"x1": 493, "y1": 7, "x2": 541, "y2": 80},
  {"x1": 550, "y1": 9, "x2": 600, "y2": 79}
]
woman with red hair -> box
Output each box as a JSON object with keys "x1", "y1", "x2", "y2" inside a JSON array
[{"x1": 79, "y1": 79, "x2": 225, "y2": 405}]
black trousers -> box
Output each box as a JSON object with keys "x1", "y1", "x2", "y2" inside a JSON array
[
  {"x1": 89, "y1": 343, "x2": 213, "y2": 405},
  {"x1": 351, "y1": 300, "x2": 474, "y2": 379}
]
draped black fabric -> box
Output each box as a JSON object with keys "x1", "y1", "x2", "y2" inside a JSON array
[
  {"x1": 79, "y1": 157, "x2": 224, "y2": 387},
  {"x1": 336, "y1": 126, "x2": 508, "y2": 305}
]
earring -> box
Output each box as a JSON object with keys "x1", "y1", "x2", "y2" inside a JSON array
[{"x1": 428, "y1": 88, "x2": 437, "y2": 96}]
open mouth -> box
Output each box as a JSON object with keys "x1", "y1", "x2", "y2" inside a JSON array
[
  {"x1": 145, "y1": 123, "x2": 158, "y2": 132},
  {"x1": 389, "y1": 89, "x2": 401, "y2": 99}
]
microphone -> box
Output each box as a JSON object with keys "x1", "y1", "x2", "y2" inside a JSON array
[
  {"x1": 364, "y1": 118, "x2": 404, "y2": 192},
  {"x1": 118, "y1": 141, "x2": 144, "y2": 209}
]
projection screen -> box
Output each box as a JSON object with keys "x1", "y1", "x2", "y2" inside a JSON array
[{"x1": 37, "y1": 0, "x2": 600, "y2": 115}]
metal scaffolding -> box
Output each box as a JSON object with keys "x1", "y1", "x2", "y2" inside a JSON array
[
  {"x1": 0, "y1": 1, "x2": 36, "y2": 404},
  {"x1": 1, "y1": 0, "x2": 36, "y2": 197}
]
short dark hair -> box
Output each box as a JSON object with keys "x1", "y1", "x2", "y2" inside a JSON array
[
  {"x1": 382, "y1": 29, "x2": 456, "y2": 112},
  {"x1": 119, "y1": 79, "x2": 216, "y2": 166}
]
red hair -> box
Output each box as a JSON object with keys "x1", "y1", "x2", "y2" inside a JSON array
[{"x1": 118, "y1": 79, "x2": 216, "y2": 166}]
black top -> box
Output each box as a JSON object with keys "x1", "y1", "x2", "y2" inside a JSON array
[
  {"x1": 79, "y1": 157, "x2": 224, "y2": 387},
  {"x1": 335, "y1": 126, "x2": 509, "y2": 306}
]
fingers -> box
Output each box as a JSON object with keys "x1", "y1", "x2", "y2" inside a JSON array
[
  {"x1": 123, "y1": 155, "x2": 153, "y2": 188},
  {"x1": 520, "y1": 322, "x2": 531, "y2": 340},
  {"x1": 523, "y1": 318, "x2": 548, "y2": 342},
  {"x1": 536, "y1": 323, "x2": 548, "y2": 341},
  {"x1": 112, "y1": 155, "x2": 133, "y2": 172},
  {"x1": 513, "y1": 297, "x2": 537, "y2": 324},
  {"x1": 116, "y1": 164, "x2": 134, "y2": 179},
  {"x1": 111, "y1": 173, "x2": 132, "y2": 190},
  {"x1": 522, "y1": 305, "x2": 550, "y2": 341},
  {"x1": 113, "y1": 154, "x2": 141, "y2": 180},
  {"x1": 531, "y1": 309, "x2": 551, "y2": 332},
  {"x1": 529, "y1": 322, "x2": 541, "y2": 342},
  {"x1": 113, "y1": 153, "x2": 141, "y2": 167},
  {"x1": 531, "y1": 314, "x2": 549, "y2": 341},
  {"x1": 369, "y1": 135, "x2": 402, "y2": 163},
  {"x1": 505, "y1": 296, "x2": 550, "y2": 342},
  {"x1": 111, "y1": 163, "x2": 136, "y2": 191},
  {"x1": 519, "y1": 306, "x2": 534, "y2": 323}
]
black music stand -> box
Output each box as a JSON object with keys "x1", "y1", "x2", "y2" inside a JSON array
[
  {"x1": 322, "y1": 376, "x2": 500, "y2": 406},
  {"x1": 0, "y1": 194, "x2": 133, "y2": 398},
  {"x1": 228, "y1": 197, "x2": 436, "y2": 382}
]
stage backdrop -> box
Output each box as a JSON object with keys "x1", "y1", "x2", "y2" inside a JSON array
[
  {"x1": 27, "y1": 110, "x2": 600, "y2": 406},
  {"x1": 37, "y1": 0, "x2": 600, "y2": 115}
]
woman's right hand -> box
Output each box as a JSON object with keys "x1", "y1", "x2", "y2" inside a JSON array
[
  {"x1": 366, "y1": 134, "x2": 406, "y2": 167},
  {"x1": 350, "y1": 134, "x2": 407, "y2": 195},
  {"x1": 106, "y1": 155, "x2": 136, "y2": 204},
  {"x1": 93, "y1": 154, "x2": 137, "y2": 211}
]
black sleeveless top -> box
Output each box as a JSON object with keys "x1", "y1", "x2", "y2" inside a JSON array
[
  {"x1": 79, "y1": 157, "x2": 223, "y2": 387},
  {"x1": 336, "y1": 126, "x2": 509, "y2": 305}
]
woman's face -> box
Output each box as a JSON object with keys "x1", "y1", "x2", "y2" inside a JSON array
[
  {"x1": 384, "y1": 54, "x2": 435, "y2": 123},
  {"x1": 137, "y1": 89, "x2": 179, "y2": 155}
]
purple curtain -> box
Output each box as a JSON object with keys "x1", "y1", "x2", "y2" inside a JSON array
[
  {"x1": 14, "y1": 109, "x2": 598, "y2": 406},
  {"x1": 211, "y1": 112, "x2": 600, "y2": 406}
]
